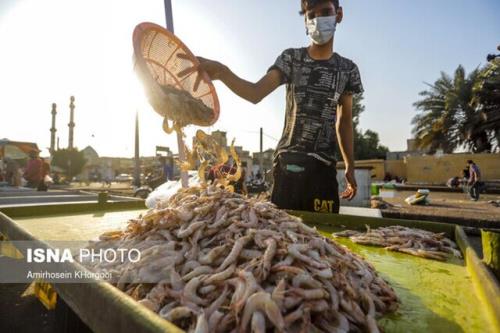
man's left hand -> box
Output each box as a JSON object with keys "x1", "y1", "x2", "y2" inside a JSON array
[{"x1": 340, "y1": 168, "x2": 357, "y2": 201}]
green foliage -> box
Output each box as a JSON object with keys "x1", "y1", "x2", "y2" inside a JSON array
[
  {"x1": 471, "y1": 59, "x2": 500, "y2": 152},
  {"x1": 51, "y1": 148, "x2": 87, "y2": 179},
  {"x1": 412, "y1": 61, "x2": 500, "y2": 154},
  {"x1": 354, "y1": 129, "x2": 389, "y2": 160},
  {"x1": 351, "y1": 94, "x2": 390, "y2": 160}
]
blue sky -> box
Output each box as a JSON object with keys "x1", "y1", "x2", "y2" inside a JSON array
[{"x1": 0, "y1": 0, "x2": 499, "y2": 157}]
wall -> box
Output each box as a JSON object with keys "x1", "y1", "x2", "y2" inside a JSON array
[
  {"x1": 405, "y1": 153, "x2": 500, "y2": 184},
  {"x1": 337, "y1": 159, "x2": 384, "y2": 180},
  {"x1": 338, "y1": 153, "x2": 498, "y2": 184},
  {"x1": 385, "y1": 160, "x2": 407, "y2": 180}
]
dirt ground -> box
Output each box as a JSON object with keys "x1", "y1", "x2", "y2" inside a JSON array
[{"x1": 381, "y1": 190, "x2": 500, "y2": 226}]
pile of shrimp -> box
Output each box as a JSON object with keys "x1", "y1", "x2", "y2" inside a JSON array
[
  {"x1": 83, "y1": 185, "x2": 398, "y2": 333},
  {"x1": 334, "y1": 226, "x2": 462, "y2": 261}
]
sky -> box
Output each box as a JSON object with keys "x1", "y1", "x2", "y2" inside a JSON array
[{"x1": 0, "y1": 0, "x2": 499, "y2": 158}]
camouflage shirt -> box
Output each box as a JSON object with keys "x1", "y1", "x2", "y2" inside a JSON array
[{"x1": 269, "y1": 47, "x2": 363, "y2": 165}]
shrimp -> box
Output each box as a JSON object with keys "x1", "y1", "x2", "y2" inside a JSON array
[
  {"x1": 217, "y1": 231, "x2": 255, "y2": 272},
  {"x1": 272, "y1": 279, "x2": 286, "y2": 309},
  {"x1": 205, "y1": 286, "x2": 229, "y2": 318},
  {"x1": 239, "y1": 249, "x2": 263, "y2": 260},
  {"x1": 232, "y1": 270, "x2": 261, "y2": 315},
  {"x1": 289, "y1": 287, "x2": 328, "y2": 300},
  {"x1": 160, "y1": 306, "x2": 195, "y2": 322},
  {"x1": 208, "y1": 310, "x2": 224, "y2": 332},
  {"x1": 181, "y1": 260, "x2": 201, "y2": 276},
  {"x1": 292, "y1": 273, "x2": 322, "y2": 289},
  {"x1": 177, "y1": 220, "x2": 206, "y2": 238},
  {"x1": 251, "y1": 311, "x2": 266, "y2": 333},
  {"x1": 183, "y1": 277, "x2": 208, "y2": 306},
  {"x1": 288, "y1": 244, "x2": 328, "y2": 269},
  {"x1": 198, "y1": 244, "x2": 227, "y2": 265},
  {"x1": 193, "y1": 311, "x2": 209, "y2": 333},
  {"x1": 204, "y1": 264, "x2": 236, "y2": 285},
  {"x1": 182, "y1": 265, "x2": 213, "y2": 281},
  {"x1": 256, "y1": 238, "x2": 276, "y2": 281},
  {"x1": 240, "y1": 292, "x2": 284, "y2": 332}
]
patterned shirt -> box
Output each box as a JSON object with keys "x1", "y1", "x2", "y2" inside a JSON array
[{"x1": 269, "y1": 47, "x2": 363, "y2": 165}]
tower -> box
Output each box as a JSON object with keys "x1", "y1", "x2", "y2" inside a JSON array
[
  {"x1": 50, "y1": 103, "x2": 57, "y2": 154},
  {"x1": 68, "y1": 96, "x2": 75, "y2": 149}
]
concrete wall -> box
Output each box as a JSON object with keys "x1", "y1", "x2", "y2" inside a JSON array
[
  {"x1": 405, "y1": 153, "x2": 500, "y2": 184},
  {"x1": 338, "y1": 153, "x2": 498, "y2": 184},
  {"x1": 337, "y1": 160, "x2": 385, "y2": 180},
  {"x1": 385, "y1": 160, "x2": 407, "y2": 180}
]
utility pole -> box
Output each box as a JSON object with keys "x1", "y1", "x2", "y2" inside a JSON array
[
  {"x1": 259, "y1": 127, "x2": 264, "y2": 174},
  {"x1": 50, "y1": 103, "x2": 57, "y2": 155},
  {"x1": 134, "y1": 111, "x2": 141, "y2": 187},
  {"x1": 164, "y1": 0, "x2": 174, "y2": 31},
  {"x1": 68, "y1": 96, "x2": 75, "y2": 149},
  {"x1": 164, "y1": 0, "x2": 188, "y2": 188}
]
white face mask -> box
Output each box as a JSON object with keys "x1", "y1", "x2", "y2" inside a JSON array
[{"x1": 306, "y1": 15, "x2": 337, "y2": 45}]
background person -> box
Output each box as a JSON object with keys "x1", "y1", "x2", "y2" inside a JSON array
[
  {"x1": 37, "y1": 157, "x2": 51, "y2": 191},
  {"x1": 23, "y1": 151, "x2": 43, "y2": 188},
  {"x1": 3, "y1": 157, "x2": 20, "y2": 186},
  {"x1": 467, "y1": 160, "x2": 482, "y2": 201}
]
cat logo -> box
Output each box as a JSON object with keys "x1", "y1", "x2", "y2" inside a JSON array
[{"x1": 313, "y1": 199, "x2": 334, "y2": 213}]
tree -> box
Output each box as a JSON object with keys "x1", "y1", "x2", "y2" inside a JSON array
[
  {"x1": 354, "y1": 130, "x2": 389, "y2": 160},
  {"x1": 51, "y1": 148, "x2": 87, "y2": 179},
  {"x1": 350, "y1": 94, "x2": 390, "y2": 160},
  {"x1": 471, "y1": 59, "x2": 500, "y2": 152},
  {"x1": 412, "y1": 63, "x2": 498, "y2": 154}
]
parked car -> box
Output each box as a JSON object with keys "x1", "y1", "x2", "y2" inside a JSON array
[{"x1": 115, "y1": 173, "x2": 133, "y2": 182}]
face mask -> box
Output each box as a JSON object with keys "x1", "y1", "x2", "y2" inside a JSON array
[{"x1": 306, "y1": 15, "x2": 337, "y2": 45}]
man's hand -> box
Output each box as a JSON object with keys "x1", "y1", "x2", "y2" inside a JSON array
[
  {"x1": 176, "y1": 54, "x2": 227, "y2": 92},
  {"x1": 340, "y1": 167, "x2": 357, "y2": 200}
]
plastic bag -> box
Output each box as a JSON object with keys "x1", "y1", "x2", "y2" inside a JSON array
[
  {"x1": 44, "y1": 175, "x2": 54, "y2": 185},
  {"x1": 145, "y1": 171, "x2": 200, "y2": 209}
]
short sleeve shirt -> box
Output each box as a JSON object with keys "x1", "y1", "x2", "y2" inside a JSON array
[{"x1": 268, "y1": 47, "x2": 363, "y2": 165}]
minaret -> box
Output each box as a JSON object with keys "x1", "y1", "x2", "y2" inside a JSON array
[
  {"x1": 68, "y1": 96, "x2": 75, "y2": 149},
  {"x1": 50, "y1": 103, "x2": 57, "y2": 154}
]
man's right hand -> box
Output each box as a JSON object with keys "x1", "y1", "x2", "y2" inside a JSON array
[{"x1": 177, "y1": 54, "x2": 227, "y2": 91}]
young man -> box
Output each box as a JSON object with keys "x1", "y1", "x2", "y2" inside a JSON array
[
  {"x1": 467, "y1": 160, "x2": 482, "y2": 201},
  {"x1": 179, "y1": 0, "x2": 362, "y2": 213}
]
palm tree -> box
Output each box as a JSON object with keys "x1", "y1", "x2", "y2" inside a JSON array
[
  {"x1": 412, "y1": 70, "x2": 458, "y2": 154},
  {"x1": 412, "y1": 65, "x2": 489, "y2": 153},
  {"x1": 471, "y1": 59, "x2": 500, "y2": 152}
]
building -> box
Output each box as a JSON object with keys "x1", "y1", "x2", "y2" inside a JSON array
[
  {"x1": 0, "y1": 139, "x2": 40, "y2": 159},
  {"x1": 210, "y1": 130, "x2": 228, "y2": 148},
  {"x1": 386, "y1": 139, "x2": 429, "y2": 160},
  {"x1": 252, "y1": 148, "x2": 274, "y2": 178},
  {"x1": 78, "y1": 146, "x2": 165, "y2": 182}
]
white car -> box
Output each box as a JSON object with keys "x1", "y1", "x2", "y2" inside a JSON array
[
  {"x1": 145, "y1": 171, "x2": 200, "y2": 208},
  {"x1": 115, "y1": 174, "x2": 133, "y2": 182}
]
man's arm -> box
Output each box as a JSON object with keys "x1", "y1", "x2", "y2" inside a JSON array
[
  {"x1": 178, "y1": 56, "x2": 282, "y2": 104},
  {"x1": 336, "y1": 93, "x2": 357, "y2": 200},
  {"x1": 469, "y1": 167, "x2": 477, "y2": 185},
  {"x1": 219, "y1": 67, "x2": 282, "y2": 104}
]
